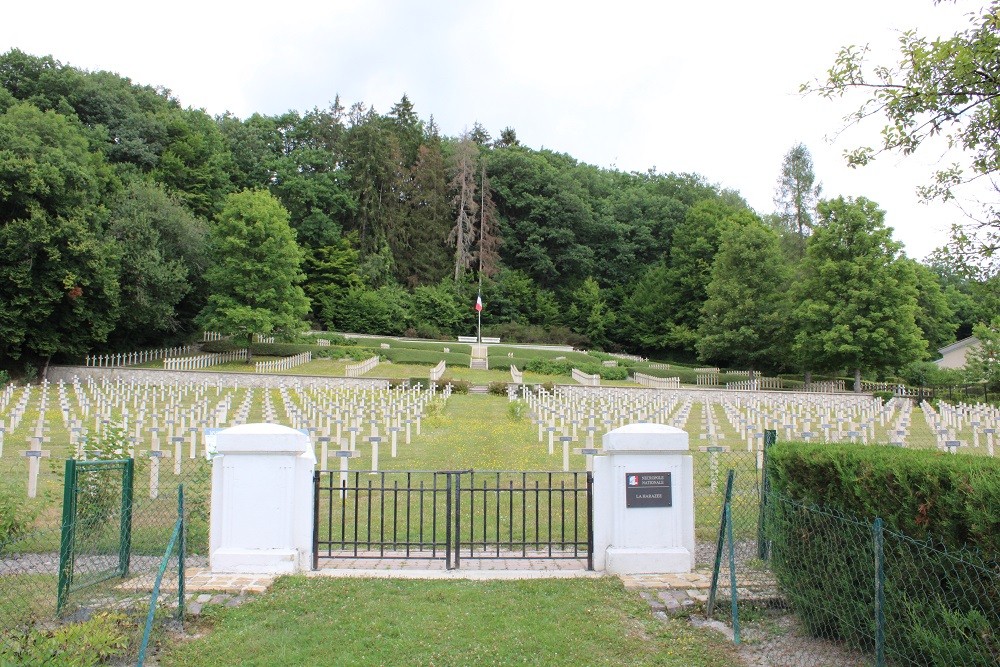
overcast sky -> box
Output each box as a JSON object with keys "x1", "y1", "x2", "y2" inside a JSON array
[{"x1": 2, "y1": 0, "x2": 984, "y2": 260}]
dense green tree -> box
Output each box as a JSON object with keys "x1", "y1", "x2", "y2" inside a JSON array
[
  {"x1": 662, "y1": 200, "x2": 756, "y2": 352},
  {"x1": 105, "y1": 181, "x2": 207, "y2": 347},
  {"x1": 0, "y1": 103, "x2": 121, "y2": 366},
  {"x1": 494, "y1": 127, "x2": 519, "y2": 148},
  {"x1": 303, "y1": 234, "x2": 364, "y2": 327},
  {"x1": 195, "y1": 190, "x2": 310, "y2": 360},
  {"x1": 619, "y1": 262, "x2": 674, "y2": 352},
  {"x1": 568, "y1": 277, "x2": 615, "y2": 349},
  {"x1": 334, "y1": 285, "x2": 411, "y2": 335},
  {"x1": 487, "y1": 147, "x2": 596, "y2": 288},
  {"x1": 696, "y1": 221, "x2": 791, "y2": 374},
  {"x1": 791, "y1": 197, "x2": 926, "y2": 389},
  {"x1": 152, "y1": 107, "x2": 233, "y2": 218},
  {"x1": 907, "y1": 259, "x2": 958, "y2": 356},
  {"x1": 397, "y1": 139, "x2": 451, "y2": 285},
  {"x1": 411, "y1": 282, "x2": 464, "y2": 335},
  {"x1": 341, "y1": 109, "x2": 404, "y2": 261},
  {"x1": 966, "y1": 318, "x2": 1000, "y2": 390},
  {"x1": 807, "y1": 2, "x2": 1000, "y2": 269},
  {"x1": 387, "y1": 94, "x2": 423, "y2": 165},
  {"x1": 773, "y1": 143, "x2": 820, "y2": 257}
]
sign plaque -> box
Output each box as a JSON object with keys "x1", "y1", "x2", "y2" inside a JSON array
[{"x1": 625, "y1": 472, "x2": 672, "y2": 508}]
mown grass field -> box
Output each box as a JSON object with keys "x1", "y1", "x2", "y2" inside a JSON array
[{"x1": 157, "y1": 577, "x2": 740, "y2": 667}]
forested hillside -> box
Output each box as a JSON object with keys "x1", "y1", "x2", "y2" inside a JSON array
[{"x1": 1, "y1": 49, "x2": 997, "y2": 383}]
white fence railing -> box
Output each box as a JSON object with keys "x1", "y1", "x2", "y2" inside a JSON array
[
  {"x1": 510, "y1": 365, "x2": 523, "y2": 384},
  {"x1": 429, "y1": 360, "x2": 446, "y2": 382},
  {"x1": 203, "y1": 331, "x2": 226, "y2": 342},
  {"x1": 632, "y1": 372, "x2": 680, "y2": 389},
  {"x1": 346, "y1": 356, "x2": 380, "y2": 378},
  {"x1": 725, "y1": 377, "x2": 785, "y2": 391},
  {"x1": 607, "y1": 352, "x2": 647, "y2": 362},
  {"x1": 85, "y1": 346, "x2": 194, "y2": 368},
  {"x1": 571, "y1": 368, "x2": 600, "y2": 386},
  {"x1": 648, "y1": 363, "x2": 671, "y2": 370},
  {"x1": 802, "y1": 380, "x2": 847, "y2": 393},
  {"x1": 726, "y1": 379, "x2": 759, "y2": 391},
  {"x1": 163, "y1": 350, "x2": 247, "y2": 371},
  {"x1": 255, "y1": 352, "x2": 311, "y2": 374}
]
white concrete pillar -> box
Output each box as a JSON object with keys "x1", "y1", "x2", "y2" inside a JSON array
[
  {"x1": 210, "y1": 423, "x2": 316, "y2": 574},
  {"x1": 593, "y1": 423, "x2": 695, "y2": 574}
]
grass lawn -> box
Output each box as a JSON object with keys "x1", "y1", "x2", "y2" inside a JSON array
[{"x1": 158, "y1": 577, "x2": 739, "y2": 667}]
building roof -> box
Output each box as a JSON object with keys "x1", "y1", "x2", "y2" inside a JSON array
[{"x1": 937, "y1": 336, "x2": 980, "y2": 356}]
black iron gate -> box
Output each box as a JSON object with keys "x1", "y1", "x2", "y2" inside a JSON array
[{"x1": 313, "y1": 470, "x2": 593, "y2": 570}]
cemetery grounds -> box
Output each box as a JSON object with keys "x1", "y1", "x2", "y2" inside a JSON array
[{"x1": 0, "y1": 357, "x2": 997, "y2": 665}]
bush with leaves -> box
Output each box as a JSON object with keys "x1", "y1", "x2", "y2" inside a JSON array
[
  {"x1": 0, "y1": 488, "x2": 36, "y2": 547},
  {"x1": 0, "y1": 612, "x2": 130, "y2": 666},
  {"x1": 75, "y1": 423, "x2": 130, "y2": 536}
]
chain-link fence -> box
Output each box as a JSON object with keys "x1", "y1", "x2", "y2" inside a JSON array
[
  {"x1": 0, "y1": 456, "x2": 209, "y2": 665},
  {"x1": 706, "y1": 483, "x2": 1000, "y2": 666}
]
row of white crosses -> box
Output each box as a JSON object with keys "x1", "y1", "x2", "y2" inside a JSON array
[
  {"x1": 0, "y1": 376, "x2": 443, "y2": 500},
  {"x1": 921, "y1": 400, "x2": 999, "y2": 455},
  {"x1": 714, "y1": 392, "x2": 884, "y2": 449},
  {"x1": 520, "y1": 385, "x2": 693, "y2": 471}
]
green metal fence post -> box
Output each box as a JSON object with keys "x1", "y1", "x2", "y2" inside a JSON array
[
  {"x1": 757, "y1": 429, "x2": 775, "y2": 560},
  {"x1": 178, "y1": 484, "x2": 185, "y2": 621},
  {"x1": 707, "y1": 469, "x2": 735, "y2": 617},
  {"x1": 118, "y1": 458, "x2": 135, "y2": 577},
  {"x1": 874, "y1": 517, "x2": 885, "y2": 667},
  {"x1": 56, "y1": 458, "x2": 78, "y2": 614},
  {"x1": 727, "y1": 500, "x2": 740, "y2": 645}
]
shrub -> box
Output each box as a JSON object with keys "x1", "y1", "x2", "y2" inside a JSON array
[
  {"x1": 488, "y1": 381, "x2": 509, "y2": 396},
  {"x1": 766, "y1": 443, "x2": 1000, "y2": 664},
  {"x1": 767, "y1": 442, "x2": 1000, "y2": 549},
  {"x1": 0, "y1": 488, "x2": 36, "y2": 547},
  {"x1": 0, "y1": 612, "x2": 130, "y2": 665},
  {"x1": 507, "y1": 400, "x2": 528, "y2": 421},
  {"x1": 446, "y1": 378, "x2": 470, "y2": 394}
]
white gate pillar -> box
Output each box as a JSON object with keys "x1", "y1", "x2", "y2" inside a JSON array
[
  {"x1": 210, "y1": 423, "x2": 315, "y2": 574},
  {"x1": 592, "y1": 423, "x2": 695, "y2": 574}
]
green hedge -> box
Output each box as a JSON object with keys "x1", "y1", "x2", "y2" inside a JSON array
[
  {"x1": 766, "y1": 443, "x2": 1000, "y2": 665},
  {"x1": 521, "y1": 358, "x2": 628, "y2": 381},
  {"x1": 767, "y1": 443, "x2": 1000, "y2": 550},
  {"x1": 380, "y1": 349, "x2": 470, "y2": 366}
]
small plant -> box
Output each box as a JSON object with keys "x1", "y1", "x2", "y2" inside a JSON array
[
  {"x1": 0, "y1": 488, "x2": 37, "y2": 548},
  {"x1": 488, "y1": 381, "x2": 509, "y2": 396},
  {"x1": 0, "y1": 612, "x2": 130, "y2": 666},
  {"x1": 447, "y1": 379, "x2": 470, "y2": 394},
  {"x1": 507, "y1": 400, "x2": 528, "y2": 421},
  {"x1": 0, "y1": 369, "x2": 10, "y2": 386},
  {"x1": 76, "y1": 422, "x2": 130, "y2": 536},
  {"x1": 423, "y1": 399, "x2": 445, "y2": 417}
]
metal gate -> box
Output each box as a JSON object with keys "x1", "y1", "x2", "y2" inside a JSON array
[
  {"x1": 313, "y1": 470, "x2": 593, "y2": 570},
  {"x1": 57, "y1": 458, "x2": 135, "y2": 613}
]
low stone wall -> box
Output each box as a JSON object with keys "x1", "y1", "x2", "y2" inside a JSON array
[{"x1": 44, "y1": 365, "x2": 390, "y2": 389}]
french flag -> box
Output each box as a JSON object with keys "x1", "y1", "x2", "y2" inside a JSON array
[{"x1": 475, "y1": 294, "x2": 483, "y2": 312}]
